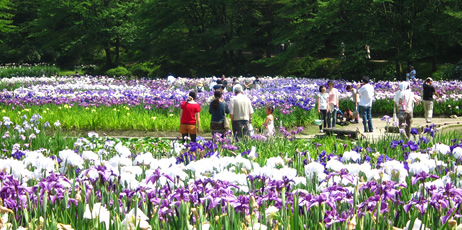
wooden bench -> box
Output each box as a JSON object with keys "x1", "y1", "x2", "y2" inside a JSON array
[{"x1": 323, "y1": 128, "x2": 359, "y2": 139}]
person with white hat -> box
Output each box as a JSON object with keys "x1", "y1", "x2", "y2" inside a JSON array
[
  {"x1": 422, "y1": 77, "x2": 440, "y2": 123},
  {"x1": 394, "y1": 81, "x2": 420, "y2": 139}
]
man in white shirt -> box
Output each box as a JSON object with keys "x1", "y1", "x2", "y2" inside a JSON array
[
  {"x1": 167, "y1": 73, "x2": 175, "y2": 85},
  {"x1": 229, "y1": 84, "x2": 254, "y2": 141},
  {"x1": 357, "y1": 76, "x2": 375, "y2": 133}
]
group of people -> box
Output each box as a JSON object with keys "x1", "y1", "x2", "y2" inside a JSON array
[
  {"x1": 203, "y1": 75, "x2": 262, "y2": 93},
  {"x1": 317, "y1": 76, "x2": 375, "y2": 133},
  {"x1": 179, "y1": 78, "x2": 273, "y2": 143},
  {"x1": 317, "y1": 75, "x2": 440, "y2": 139}
]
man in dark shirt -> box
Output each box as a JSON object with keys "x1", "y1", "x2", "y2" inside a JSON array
[
  {"x1": 422, "y1": 77, "x2": 440, "y2": 123},
  {"x1": 213, "y1": 80, "x2": 224, "y2": 91},
  {"x1": 221, "y1": 75, "x2": 228, "y2": 92}
]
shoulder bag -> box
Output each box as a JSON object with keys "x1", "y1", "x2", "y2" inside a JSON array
[{"x1": 223, "y1": 102, "x2": 230, "y2": 130}]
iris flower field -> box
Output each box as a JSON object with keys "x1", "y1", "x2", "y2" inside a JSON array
[{"x1": 0, "y1": 76, "x2": 462, "y2": 229}]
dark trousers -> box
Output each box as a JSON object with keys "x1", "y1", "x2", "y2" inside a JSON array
[
  {"x1": 319, "y1": 109, "x2": 327, "y2": 130},
  {"x1": 232, "y1": 120, "x2": 249, "y2": 142}
]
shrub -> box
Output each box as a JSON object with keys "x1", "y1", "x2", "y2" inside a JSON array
[
  {"x1": 433, "y1": 63, "x2": 456, "y2": 81},
  {"x1": 129, "y1": 62, "x2": 161, "y2": 78},
  {"x1": 106, "y1": 66, "x2": 131, "y2": 77}
]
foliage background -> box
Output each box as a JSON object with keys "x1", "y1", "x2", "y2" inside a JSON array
[{"x1": 0, "y1": 0, "x2": 462, "y2": 79}]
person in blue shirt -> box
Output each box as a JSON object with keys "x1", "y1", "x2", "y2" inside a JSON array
[{"x1": 209, "y1": 89, "x2": 230, "y2": 136}]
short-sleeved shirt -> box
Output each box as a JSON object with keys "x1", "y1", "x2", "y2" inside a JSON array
[
  {"x1": 400, "y1": 90, "x2": 416, "y2": 113},
  {"x1": 328, "y1": 88, "x2": 339, "y2": 106},
  {"x1": 358, "y1": 84, "x2": 374, "y2": 107},
  {"x1": 422, "y1": 83, "x2": 435, "y2": 101},
  {"x1": 229, "y1": 94, "x2": 254, "y2": 121},
  {"x1": 351, "y1": 88, "x2": 359, "y2": 103},
  {"x1": 409, "y1": 70, "x2": 416, "y2": 79},
  {"x1": 318, "y1": 93, "x2": 328, "y2": 110},
  {"x1": 181, "y1": 101, "x2": 201, "y2": 124},
  {"x1": 209, "y1": 101, "x2": 229, "y2": 122}
]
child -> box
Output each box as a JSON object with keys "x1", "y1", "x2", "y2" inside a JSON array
[
  {"x1": 345, "y1": 85, "x2": 359, "y2": 123},
  {"x1": 317, "y1": 85, "x2": 329, "y2": 132},
  {"x1": 263, "y1": 105, "x2": 275, "y2": 136}
]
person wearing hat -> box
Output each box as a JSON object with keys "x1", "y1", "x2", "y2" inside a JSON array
[
  {"x1": 196, "y1": 81, "x2": 204, "y2": 93},
  {"x1": 422, "y1": 77, "x2": 440, "y2": 123},
  {"x1": 356, "y1": 76, "x2": 375, "y2": 133}
]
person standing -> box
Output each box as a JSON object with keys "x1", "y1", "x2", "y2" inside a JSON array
[
  {"x1": 254, "y1": 76, "x2": 262, "y2": 90},
  {"x1": 209, "y1": 76, "x2": 217, "y2": 91},
  {"x1": 180, "y1": 91, "x2": 201, "y2": 143},
  {"x1": 406, "y1": 66, "x2": 416, "y2": 81},
  {"x1": 213, "y1": 79, "x2": 224, "y2": 91},
  {"x1": 196, "y1": 81, "x2": 204, "y2": 93},
  {"x1": 244, "y1": 78, "x2": 252, "y2": 91},
  {"x1": 229, "y1": 85, "x2": 254, "y2": 141},
  {"x1": 167, "y1": 73, "x2": 176, "y2": 85},
  {"x1": 422, "y1": 77, "x2": 440, "y2": 123},
  {"x1": 209, "y1": 89, "x2": 229, "y2": 136},
  {"x1": 232, "y1": 78, "x2": 239, "y2": 93},
  {"x1": 395, "y1": 82, "x2": 420, "y2": 139},
  {"x1": 327, "y1": 81, "x2": 339, "y2": 128},
  {"x1": 357, "y1": 76, "x2": 375, "y2": 133},
  {"x1": 262, "y1": 105, "x2": 275, "y2": 137},
  {"x1": 317, "y1": 85, "x2": 329, "y2": 132},
  {"x1": 221, "y1": 75, "x2": 228, "y2": 92},
  {"x1": 346, "y1": 85, "x2": 360, "y2": 123}
]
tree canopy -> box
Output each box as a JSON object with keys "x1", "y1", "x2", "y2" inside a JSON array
[{"x1": 0, "y1": 0, "x2": 461, "y2": 78}]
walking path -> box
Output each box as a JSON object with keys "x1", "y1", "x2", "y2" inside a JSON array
[
  {"x1": 310, "y1": 117, "x2": 462, "y2": 142},
  {"x1": 102, "y1": 117, "x2": 462, "y2": 142}
]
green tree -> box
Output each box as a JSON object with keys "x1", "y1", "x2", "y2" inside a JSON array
[{"x1": 30, "y1": 0, "x2": 138, "y2": 68}]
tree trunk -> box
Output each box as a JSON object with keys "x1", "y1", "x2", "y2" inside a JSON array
[
  {"x1": 105, "y1": 48, "x2": 112, "y2": 67},
  {"x1": 115, "y1": 36, "x2": 120, "y2": 66}
]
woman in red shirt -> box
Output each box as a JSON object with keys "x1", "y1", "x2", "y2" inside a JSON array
[{"x1": 180, "y1": 91, "x2": 201, "y2": 142}]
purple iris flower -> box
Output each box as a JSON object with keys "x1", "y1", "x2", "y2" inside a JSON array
[{"x1": 411, "y1": 171, "x2": 439, "y2": 185}]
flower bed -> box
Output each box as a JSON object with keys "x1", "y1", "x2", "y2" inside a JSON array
[{"x1": 1, "y1": 113, "x2": 462, "y2": 229}]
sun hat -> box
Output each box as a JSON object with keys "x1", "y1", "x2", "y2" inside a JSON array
[{"x1": 426, "y1": 77, "x2": 433, "y2": 82}]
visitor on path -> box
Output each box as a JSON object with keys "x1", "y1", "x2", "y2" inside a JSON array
[
  {"x1": 213, "y1": 79, "x2": 224, "y2": 91},
  {"x1": 346, "y1": 85, "x2": 360, "y2": 123},
  {"x1": 180, "y1": 91, "x2": 201, "y2": 143},
  {"x1": 196, "y1": 81, "x2": 204, "y2": 93},
  {"x1": 167, "y1": 73, "x2": 176, "y2": 85},
  {"x1": 422, "y1": 77, "x2": 440, "y2": 123},
  {"x1": 393, "y1": 82, "x2": 404, "y2": 123},
  {"x1": 221, "y1": 75, "x2": 228, "y2": 92},
  {"x1": 254, "y1": 76, "x2": 262, "y2": 90},
  {"x1": 327, "y1": 81, "x2": 339, "y2": 128},
  {"x1": 357, "y1": 76, "x2": 375, "y2": 133},
  {"x1": 209, "y1": 89, "x2": 230, "y2": 137},
  {"x1": 244, "y1": 78, "x2": 252, "y2": 91},
  {"x1": 209, "y1": 76, "x2": 217, "y2": 91},
  {"x1": 317, "y1": 85, "x2": 329, "y2": 132},
  {"x1": 232, "y1": 78, "x2": 239, "y2": 93},
  {"x1": 406, "y1": 66, "x2": 416, "y2": 81},
  {"x1": 229, "y1": 85, "x2": 254, "y2": 141},
  {"x1": 394, "y1": 82, "x2": 420, "y2": 139},
  {"x1": 262, "y1": 105, "x2": 275, "y2": 137}
]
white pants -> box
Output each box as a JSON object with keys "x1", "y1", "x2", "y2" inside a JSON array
[{"x1": 423, "y1": 100, "x2": 433, "y2": 122}]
